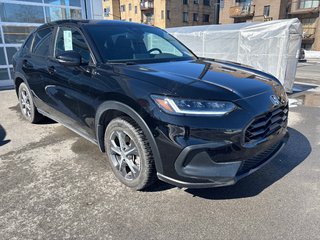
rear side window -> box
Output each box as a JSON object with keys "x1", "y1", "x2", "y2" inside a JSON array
[
  {"x1": 55, "y1": 27, "x2": 91, "y2": 63},
  {"x1": 32, "y1": 27, "x2": 53, "y2": 56},
  {"x1": 21, "y1": 33, "x2": 34, "y2": 56}
]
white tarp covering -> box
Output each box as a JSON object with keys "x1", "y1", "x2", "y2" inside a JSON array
[{"x1": 167, "y1": 19, "x2": 302, "y2": 92}]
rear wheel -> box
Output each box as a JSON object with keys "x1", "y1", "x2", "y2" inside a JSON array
[
  {"x1": 104, "y1": 117, "x2": 156, "y2": 190},
  {"x1": 18, "y1": 82, "x2": 43, "y2": 123}
]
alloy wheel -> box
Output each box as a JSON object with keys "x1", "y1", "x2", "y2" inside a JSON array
[
  {"x1": 109, "y1": 130, "x2": 141, "y2": 181},
  {"x1": 20, "y1": 87, "x2": 32, "y2": 119}
]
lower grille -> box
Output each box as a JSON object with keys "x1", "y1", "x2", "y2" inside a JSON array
[
  {"x1": 244, "y1": 105, "x2": 288, "y2": 144},
  {"x1": 237, "y1": 143, "x2": 282, "y2": 175}
]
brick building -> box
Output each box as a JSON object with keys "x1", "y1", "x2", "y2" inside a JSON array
[
  {"x1": 288, "y1": 0, "x2": 320, "y2": 50},
  {"x1": 102, "y1": 0, "x2": 219, "y2": 28},
  {"x1": 219, "y1": 0, "x2": 288, "y2": 23},
  {"x1": 219, "y1": 0, "x2": 320, "y2": 50}
]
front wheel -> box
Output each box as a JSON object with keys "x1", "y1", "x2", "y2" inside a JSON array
[{"x1": 104, "y1": 117, "x2": 156, "y2": 190}]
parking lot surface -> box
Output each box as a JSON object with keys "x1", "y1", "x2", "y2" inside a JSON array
[{"x1": 0, "y1": 63, "x2": 320, "y2": 240}]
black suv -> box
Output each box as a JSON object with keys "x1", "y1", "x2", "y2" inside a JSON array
[{"x1": 13, "y1": 20, "x2": 289, "y2": 190}]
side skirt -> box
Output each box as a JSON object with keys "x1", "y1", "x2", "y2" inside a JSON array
[{"x1": 37, "y1": 108, "x2": 98, "y2": 146}]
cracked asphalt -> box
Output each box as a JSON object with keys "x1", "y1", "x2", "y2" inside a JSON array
[{"x1": 0, "y1": 63, "x2": 320, "y2": 240}]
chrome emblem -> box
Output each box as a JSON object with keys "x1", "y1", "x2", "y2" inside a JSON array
[{"x1": 270, "y1": 95, "x2": 280, "y2": 107}]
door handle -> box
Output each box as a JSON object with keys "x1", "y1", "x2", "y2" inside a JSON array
[
  {"x1": 47, "y1": 66, "x2": 56, "y2": 75},
  {"x1": 22, "y1": 59, "x2": 33, "y2": 69}
]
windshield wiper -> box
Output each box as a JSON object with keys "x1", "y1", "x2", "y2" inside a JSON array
[{"x1": 107, "y1": 61, "x2": 136, "y2": 65}]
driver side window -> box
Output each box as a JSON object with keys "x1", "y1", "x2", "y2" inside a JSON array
[{"x1": 55, "y1": 27, "x2": 91, "y2": 64}]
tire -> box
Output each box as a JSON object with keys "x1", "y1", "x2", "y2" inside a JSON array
[
  {"x1": 18, "y1": 82, "x2": 43, "y2": 123},
  {"x1": 104, "y1": 117, "x2": 157, "y2": 190}
]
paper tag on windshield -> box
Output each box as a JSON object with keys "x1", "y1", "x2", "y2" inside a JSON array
[{"x1": 63, "y1": 30, "x2": 73, "y2": 51}]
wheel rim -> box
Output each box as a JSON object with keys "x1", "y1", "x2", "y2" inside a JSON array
[
  {"x1": 20, "y1": 88, "x2": 32, "y2": 119},
  {"x1": 109, "y1": 130, "x2": 141, "y2": 181}
]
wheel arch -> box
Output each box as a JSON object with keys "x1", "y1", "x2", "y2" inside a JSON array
[
  {"x1": 95, "y1": 101, "x2": 163, "y2": 173},
  {"x1": 13, "y1": 73, "x2": 28, "y2": 97}
]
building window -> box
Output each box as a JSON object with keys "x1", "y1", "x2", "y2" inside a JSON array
[
  {"x1": 183, "y1": 0, "x2": 188, "y2": 5},
  {"x1": 135, "y1": 6, "x2": 138, "y2": 14},
  {"x1": 167, "y1": 10, "x2": 170, "y2": 20},
  {"x1": 2, "y1": 26, "x2": 36, "y2": 44},
  {"x1": 45, "y1": 7, "x2": 81, "y2": 22},
  {"x1": 203, "y1": 14, "x2": 210, "y2": 22},
  {"x1": 263, "y1": 5, "x2": 270, "y2": 16},
  {"x1": 104, "y1": 7, "x2": 110, "y2": 17},
  {"x1": 193, "y1": 13, "x2": 199, "y2": 21},
  {"x1": 0, "y1": 68, "x2": 9, "y2": 81},
  {"x1": 161, "y1": 10, "x2": 164, "y2": 19},
  {"x1": 0, "y1": 48, "x2": 7, "y2": 65},
  {"x1": 299, "y1": 0, "x2": 320, "y2": 9},
  {"x1": 203, "y1": 0, "x2": 210, "y2": 6},
  {"x1": 0, "y1": 3, "x2": 45, "y2": 23},
  {"x1": 301, "y1": 17, "x2": 317, "y2": 38},
  {"x1": 43, "y1": 0, "x2": 81, "y2": 7},
  {"x1": 129, "y1": 3, "x2": 132, "y2": 11},
  {"x1": 194, "y1": 0, "x2": 199, "y2": 4},
  {"x1": 235, "y1": 0, "x2": 251, "y2": 4},
  {"x1": 183, "y1": 12, "x2": 188, "y2": 22},
  {"x1": 120, "y1": 5, "x2": 126, "y2": 12}
]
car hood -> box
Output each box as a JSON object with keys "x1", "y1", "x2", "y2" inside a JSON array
[{"x1": 108, "y1": 59, "x2": 283, "y2": 101}]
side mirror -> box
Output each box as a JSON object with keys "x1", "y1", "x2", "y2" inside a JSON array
[{"x1": 56, "y1": 51, "x2": 81, "y2": 66}]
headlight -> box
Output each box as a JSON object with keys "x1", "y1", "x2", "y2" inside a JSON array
[{"x1": 151, "y1": 95, "x2": 236, "y2": 116}]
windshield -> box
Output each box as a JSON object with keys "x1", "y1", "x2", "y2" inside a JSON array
[{"x1": 84, "y1": 24, "x2": 196, "y2": 63}]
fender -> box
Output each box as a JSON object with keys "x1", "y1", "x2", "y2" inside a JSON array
[
  {"x1": 13, "y1": 72, "x2": 29, "y2": 92},
  {"x1": 95, "y1": 101, "x2": 163, "y2": 173}
]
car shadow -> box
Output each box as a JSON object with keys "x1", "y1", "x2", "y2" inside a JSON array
[
  {"x1": 0, "y1": 124, "x2": 11, "y2": 147},
  {"x1": 185, "y1": 127, "x2": 311, "y2": 199},
  {"x1": 9, "y1": 104, "x2": 56, "y2": 125},
  {"x1": 37, "y1": 117, "x2": 56, "y2": 125}
]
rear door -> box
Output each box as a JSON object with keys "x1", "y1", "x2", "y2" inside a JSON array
[{"x1": 23, "y1": 27, "x2": 54, "y2": 111}]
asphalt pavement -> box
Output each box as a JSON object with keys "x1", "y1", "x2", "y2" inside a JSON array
[{"x1": 0, "y1": 63, "x2": 319, "y2": 240}]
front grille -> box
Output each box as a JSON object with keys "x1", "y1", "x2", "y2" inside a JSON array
[
  {"x1": 244, "y1": 105, "x2": 288, "y2": 144},
  {"x1": 237, "y1": 143, "x2": 282, "y2": 175}
]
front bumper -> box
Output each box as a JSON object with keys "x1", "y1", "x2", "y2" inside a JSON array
[
  {"x1": 149, "y1": 89, "x2": 289, "y2": 188},
  {"x1": 157, "y1": 131, "x2": 289, "y2": 188}
]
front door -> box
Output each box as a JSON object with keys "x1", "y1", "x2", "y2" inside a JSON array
[{"x1": 45, "y1": 25, "x2": 96, "y2": 138}]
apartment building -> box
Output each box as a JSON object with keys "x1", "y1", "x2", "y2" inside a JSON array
[
  {"x1": 219, "y1": 0, "x2": 320, "y2": 50},
  {"x1": 103, "y1": 0, "x2": 121, "y2": 20},
  {"x1": 102, "y1": 0, "x2": 219, "y2": 28},
  {"x1": 219, "y1": 0, "x2": 288, "y2": 23},
  {"x1": 288, "y1": 0, "x2": 320, "y2": 50}
]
